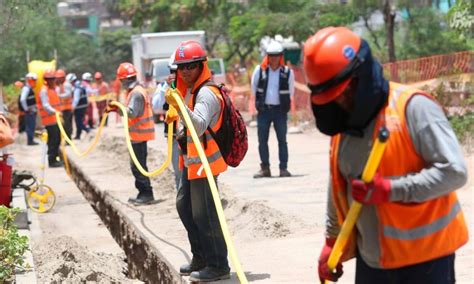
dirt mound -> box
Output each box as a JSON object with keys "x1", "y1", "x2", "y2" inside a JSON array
[{"x1": 32, "y1": 236, "x2": 134, "y2": 283}]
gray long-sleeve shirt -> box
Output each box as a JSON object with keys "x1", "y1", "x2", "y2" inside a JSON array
[
  {"x1": 177, "y1": 86, "x2": 221, "y2": 166},
  {"x1": 20, "y1": 85, "x2": 36, "y2": 112},
  {"x1": 326, "y1": 94, "x2": 467, "y2": 268}
]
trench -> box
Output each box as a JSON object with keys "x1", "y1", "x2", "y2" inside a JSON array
[{"x1": 66, "y1": 155, "x2": 181, "y2": 283}]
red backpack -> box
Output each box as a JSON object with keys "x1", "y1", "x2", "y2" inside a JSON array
[{"x1": 195, "y1": 81, "x2": 248, "y2": 167}]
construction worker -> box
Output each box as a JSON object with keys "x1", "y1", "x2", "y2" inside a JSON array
[
  {"x1": 20, "y1": 73, "x2": 38, "y2": 145},
  {"x1": 108, "y1": 62, "x2": 155, "y2": 205},
  {"x1": 164, "y1": 40, "x2": 230, "y2": 282},
  {"x1": 72, "y1": 73, "x2": 90, "y2": 139},
  {"x1": 251, "y1": 41, "x2": 294, "y2": 178},
  {"x1": 152, "y1": 52, "x2": 180, "y2": 189},
  {"x1": 56, "y1": 69, "x2": 73, "y2": 140},
  {"x1": 82, "y1": 72, "x2": 97, "y2": 129},
  {"x1": 303, "y1": 27, "x2": 468, "y2": 284},
  {"x1": 38, "y1": 70, "x2": 62, "y2": 168},
  {"x1": 93, "y1": 72, "x2": 109, "y2": 126}
]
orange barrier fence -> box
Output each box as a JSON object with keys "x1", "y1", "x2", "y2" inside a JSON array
[{"x1": 226, "y1": 50, "x2": 473, "y2": 121}]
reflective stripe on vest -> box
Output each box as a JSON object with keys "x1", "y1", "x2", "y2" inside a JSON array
[
  {"x1": 26, "y1": 86, "x2": 36, "y2": 107},
  {"x1": 185, "y1": 86, "x2": 227, "y2": 180},
  {"x1": 58, "y1": 84, "x2": 73, "y2": 111},
  {"x1": 38, "y1": 87, "x2": 60, "y2": 126},
  {"x1": 126, "y1": 85, "x2": 155, "y2": 142},
  {"x1": 76, "y1": 86, "x2": 88, "y2": 109},
  {"x1": 330, "y1": 82, "x2": 468, "y2": 269}
]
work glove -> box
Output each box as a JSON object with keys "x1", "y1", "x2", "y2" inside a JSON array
[
  {"x1": 164, "y1": 88, "x2": 183, "y2": 109},
  {"x1": 105, "y1": 104, "x2": 118, "y2": 113},
  {"x1": 164, "y1": 105, "x2": 179, "y2": 124},
  {"x1": 351, "y1": 173, "x2": 391, "y2": 205},
  {"x1": 318, "y1": 238, "x2": 343, "y2": 283}
]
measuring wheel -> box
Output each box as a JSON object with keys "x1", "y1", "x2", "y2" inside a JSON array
[{"x1": 26, "y1": 184, "x2": 56, "y2": 213}]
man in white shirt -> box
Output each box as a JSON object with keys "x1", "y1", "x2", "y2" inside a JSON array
[{"x1": 251, "y1": 41, "x2": 295, "y2": 178}]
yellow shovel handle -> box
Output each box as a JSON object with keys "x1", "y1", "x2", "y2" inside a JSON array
[{"x1": 326, "y1": 126, "x2": 390, "y2": 277}]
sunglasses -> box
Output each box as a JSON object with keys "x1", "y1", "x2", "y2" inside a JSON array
[{"x1": 177, "y1": 62, "x2": 201, "y2": 71}]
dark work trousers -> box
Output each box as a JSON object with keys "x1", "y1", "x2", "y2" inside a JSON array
[
  {"x1": 62, "y1": 109, "x2": 73, "y2": 140},
  {"x1": 257, "y1": 106, "x2": 289, "y2": 170},
  {"x1": 176, "y1": 168, "x2": 229, "y2": 270},
  {"x1": 45, "y1": 124, "x2": 60, "y2": 165},
  {"x1": 130, "y1": 142, "x2": 153, "y2": 197},
  {"x1": 25, "y1": 111, "x2": 37, "y2": 143},
  {"x1": 74, "y1": 108, "x2": 88, "y2": 139},
  {"x1": 355, "y1": 252, "x2": 455, "y2": 284},
  {"x1": 18, "y1": 114, "x2": 25, "y2": 133}
]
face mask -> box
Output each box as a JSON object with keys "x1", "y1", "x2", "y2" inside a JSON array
[{"x1": 312, "y1": 102, "x2": 349, "y2": 136}]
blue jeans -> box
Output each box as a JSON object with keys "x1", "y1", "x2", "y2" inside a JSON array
[
  {"x1": 130, "y1": 142, "x2": 153, "y2": 196},
  {"x1": 257, "y1": 106, "x2": 288, "y2": 169},
  {"x1": 355, "y1": 252, "x2": 455, "y2": 284},
  {"x1": 25, "y1": 112, "x2": 36, "y2": 143},
  {"x1": 74, "y1": 108, "x2": 89, "y2": 139},
  {"x1": 176, "y1": 168, "x2": 228, "y2": 270}
]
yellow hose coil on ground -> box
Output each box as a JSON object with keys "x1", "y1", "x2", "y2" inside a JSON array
[{"x1": 168, "y1": 90, "x2": 248, "y2": 284}]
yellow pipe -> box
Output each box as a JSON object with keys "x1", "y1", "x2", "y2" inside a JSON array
[
  {"x1": 168, "y1": 89, "x2": 248, "y2": 283},
  {"x1": 109, "y1": 101, "x2": 173, "y2": 177},
  {"x1": 326, "y1": 126, "x2": 390, "y2": 282}
]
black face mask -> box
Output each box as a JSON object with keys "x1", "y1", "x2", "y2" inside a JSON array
[{"x1": 312, "y1": 102, "x2": 349, "y2": 136}]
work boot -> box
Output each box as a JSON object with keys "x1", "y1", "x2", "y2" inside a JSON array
[
  {"x1": 253, "y1": 164, "x2": 271, "y2": 178},
  {"x1": 189, "y1": 266, "x2": 231, "y2": 282},
  {"x1": 179, "y1": 257, "x2": 207, "y2": 276},
  {"x1": 27, "y1": 140, "x2": 39, "y2": 146},
  {"x1": 128, "y1": 192, "x2": 155, "y2": 205},
  {"x1": 280, "y1": 169, "x2": 292, "y2": 177},
  {"x1": 49, "y1": 161, "x2": 63, "y2": 168}
]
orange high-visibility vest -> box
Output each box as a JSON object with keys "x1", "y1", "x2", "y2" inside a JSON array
[
  {"x1": 58, "y1": 84, "x2": 73, "y2": 111},
  {"x1": 183, "y1": 85, "x2": 227, "y2": 180},
  {"x1": 126, "y1": 85, "x2": 155, "y2": 142},
  {"x1": 38, "y1": 86, "x2": 60, "y2": 126},
  {"x1": 330, "y1": 82, "x2": 468, "y2": 268}
]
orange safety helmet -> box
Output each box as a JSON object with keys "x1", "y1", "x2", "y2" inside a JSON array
[
  {"x1": 43, "y1": 69, "x2": 56, "y2": 79},
  {"x1": 174, "y1": 40, "x2": 207, "y2": 65},
  {"x1": 55, "y1": 69, "x2": 66, "y2": 78},
  {"x1": 94, "y1": 72, "x2": 102, "y2": 80},
  {"x1": 116, "y1": 62, "x2": 137, "y2": 80},
  {"x1": 304, "y1": 27, "x2": 362, "y2": 105}
]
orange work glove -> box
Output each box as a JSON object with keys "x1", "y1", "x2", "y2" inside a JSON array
[
  {"x1": 318, "y1": 238, "x2": 343, "y2": 283},
  {"x1": 164, "y1": 105, "x2": 179, "y2": 124},
  {"x1": 164, "y1": 88, "x2": 183, "y2": 109}
]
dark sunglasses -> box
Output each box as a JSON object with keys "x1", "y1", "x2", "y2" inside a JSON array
[{"x1": 177, "y1": 62, "x2": 201, "y2": 71}]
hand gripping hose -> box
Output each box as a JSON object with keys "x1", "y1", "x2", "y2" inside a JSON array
[
  {"x1": 325, "y1": 126, "x2": 390, "y2": 284},
  {"x1": 168, "y1": 89, "x2": 248, "y2": 284}
]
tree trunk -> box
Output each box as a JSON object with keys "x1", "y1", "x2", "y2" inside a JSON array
[{"x1": 383, "y1": 0, "x2": 396, "y2": 62}]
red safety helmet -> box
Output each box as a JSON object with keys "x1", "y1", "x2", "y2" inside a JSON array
[
  {"x1": 303, "y1": 27, "x2": 361, "y2": 105},
  {"x1": 43, "y1": 69, "x2": 56, "y2": 79},
  {"x1": 94, "y1": 72, "x2": 102, "y2": 80},
  {"x1": 174, "y1": 40, "x2": 207, "y2": 65},
  {"x1": 55, "y1": 69, "x2": 66, "y2": 78},
  {"x1": 116, "y1": 62, "x2": 137, "y2": 80}
]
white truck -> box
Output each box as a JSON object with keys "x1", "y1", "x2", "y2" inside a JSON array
[{"x1": 131, "y1": 30, "x2": 226, "y2": 84}]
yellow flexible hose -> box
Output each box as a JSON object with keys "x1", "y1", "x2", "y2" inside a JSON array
[
  {"x1": 110, "y1": 101, "x2": 173, "y2": 177},
  {"x1": 60, "y1": 137, "x2": 71, "y2": 177},
  {"x1": 325, "y1": 126, "x2": 390, "y2": 283},
  {"x1": 168, "y1": 90, "x2": 248, "y2": 284}
]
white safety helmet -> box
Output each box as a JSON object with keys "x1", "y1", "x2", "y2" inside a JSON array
[
  {"x1": 82, "y1": 72, "x2": 92, "y2": 81},
  {"x1": 66, "y1": 73, "x2": 77, "y2": 82},
  {"x1": 266, "y1": 41, "x2": 284, "y2": 55},
  {"x1": 168, "y1": 51, "x2": 177, "y2": 71},
  {"x1": 25, "y1": 72, "x2": 38, "y2": 80}
]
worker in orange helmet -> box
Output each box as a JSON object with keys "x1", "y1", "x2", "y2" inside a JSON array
[
  {"x1": 38, "y1": 70, "x2": 62, "y2": 168},
  {"x1": 107, "y1": 62, "x2": 155, "y2": 205},
  {"x1": 164, "y1": 40, "x2": 230, "y2": 282},
  {"x1": 304, "y1": 27, "x2": 468, "y2": 284},
  {"x1": 92, "y1": 71, "x2": 110, "y2": 126},
  {"x1": 55, "y1": 69, "x2": 73, "y2": 140}
]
